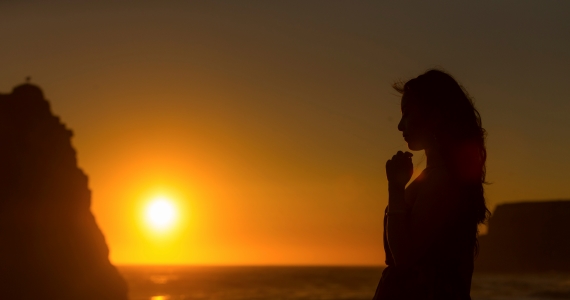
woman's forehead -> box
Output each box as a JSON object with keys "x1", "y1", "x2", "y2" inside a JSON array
[{"x1": 401, "y1": 93, "x2": 419, "y2": 110}]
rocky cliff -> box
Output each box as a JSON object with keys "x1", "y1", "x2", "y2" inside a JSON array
[
  {"x1": 0, "y1": 83, "x2": 128, "y2": 299},
  {"x1": 476, "y1": 200, "x2": 570, "y2": 272}
]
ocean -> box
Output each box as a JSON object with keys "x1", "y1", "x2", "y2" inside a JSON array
[{"x1": 118, "y1": 266, "x2": 570, "y2": 300}]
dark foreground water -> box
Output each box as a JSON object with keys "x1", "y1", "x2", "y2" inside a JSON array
[{"x1": 118, "y1": 266, "x2": 570, "y2": 300}]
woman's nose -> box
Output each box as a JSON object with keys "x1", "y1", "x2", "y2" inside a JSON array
[{"x1": 397, "y1": 118, "x2": 405, "y2": 132}]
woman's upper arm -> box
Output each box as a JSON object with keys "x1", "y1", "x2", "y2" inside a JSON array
[{"x1": 406, "y1": 171, "x2": 460, "y2": 267}]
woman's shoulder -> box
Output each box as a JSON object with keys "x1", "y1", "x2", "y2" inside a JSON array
[
  {"x1": 418, "y1": 166, "x2": 462, "y2": 200},
  {"x1": 407, "y1": 166, "x2": 452, "y2": 188},
  {"x1": 423, "y1": 166, "x2": 455, "y2": 185},
  {"x1": 406, "y1": 167, "x2": 460, "y2": 204}
]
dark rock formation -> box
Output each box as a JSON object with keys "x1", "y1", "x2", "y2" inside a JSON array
[
  {"x1": 476, "y1": 200, "x2": 570, "y2": 272},
  {"x1": 0, "y1": 84, "x2": 128, "y2": 299}
]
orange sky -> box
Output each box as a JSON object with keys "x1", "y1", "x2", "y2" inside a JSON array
[{"x1": 0, "y1": 1, "x2": 569, "y2": 265}]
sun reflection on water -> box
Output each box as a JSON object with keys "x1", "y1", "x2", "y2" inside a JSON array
[
  {"x1": 150, "y1": 275, "x2": 170, "y2": 284},
  {"x1": 150, "y1": 296, "x2": 170, "y2": 300}
]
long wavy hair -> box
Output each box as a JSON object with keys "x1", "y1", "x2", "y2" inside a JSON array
[{"x1": 393, "y1": 69, "x2": 490, "y2": 256}]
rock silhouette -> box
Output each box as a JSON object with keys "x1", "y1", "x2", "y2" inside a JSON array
[
  {"x1": 476, "y1": 200, "x2": 570, "y2": 272},
  {"x1": 0, "y1": 83, "x2": 128, "y2": 299}
]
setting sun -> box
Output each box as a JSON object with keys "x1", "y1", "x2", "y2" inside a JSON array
[{"x1": 145, "y1": 196, "x2": 177, "y2": 232}]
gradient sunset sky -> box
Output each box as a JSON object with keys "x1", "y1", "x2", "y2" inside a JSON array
[{"x1": 1, "y1": 1, "x2": 569, "y2": 265}]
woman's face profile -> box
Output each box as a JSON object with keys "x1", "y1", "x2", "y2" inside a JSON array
[{"x1": 398, "y1": 93, "x2": 432, "y2": 151}]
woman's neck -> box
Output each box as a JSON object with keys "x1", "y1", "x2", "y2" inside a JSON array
[{"x1": 425, "y1": 146, "x2": 445, "y2": 169}]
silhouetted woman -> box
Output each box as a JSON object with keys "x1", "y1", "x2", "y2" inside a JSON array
[{"x1": 373, "y1": 70, "x2": 489, "y2": 299}]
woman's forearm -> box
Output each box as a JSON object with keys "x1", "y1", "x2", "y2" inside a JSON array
[{"x1": 386, "y1": 183, "x2": 411, "y2": 269}]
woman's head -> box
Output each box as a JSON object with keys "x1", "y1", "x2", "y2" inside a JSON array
[
  {"x1": 395, "y1": 70, "x2": 486, "y2": 182},
  {"x1": 394, "y1": 69, "x2": 489, "y2": 232},
  {"x1": 396, "y1": 70, "x2": 482, "y2": 148}
]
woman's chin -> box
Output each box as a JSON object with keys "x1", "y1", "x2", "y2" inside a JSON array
[{"x1": 407, "y1": 142, "x2": 423, "y2": 151}]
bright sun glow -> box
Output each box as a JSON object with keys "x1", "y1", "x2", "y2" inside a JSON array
[{"x1": 145, "y1": 196, "x2": 177, "y2": 231}]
